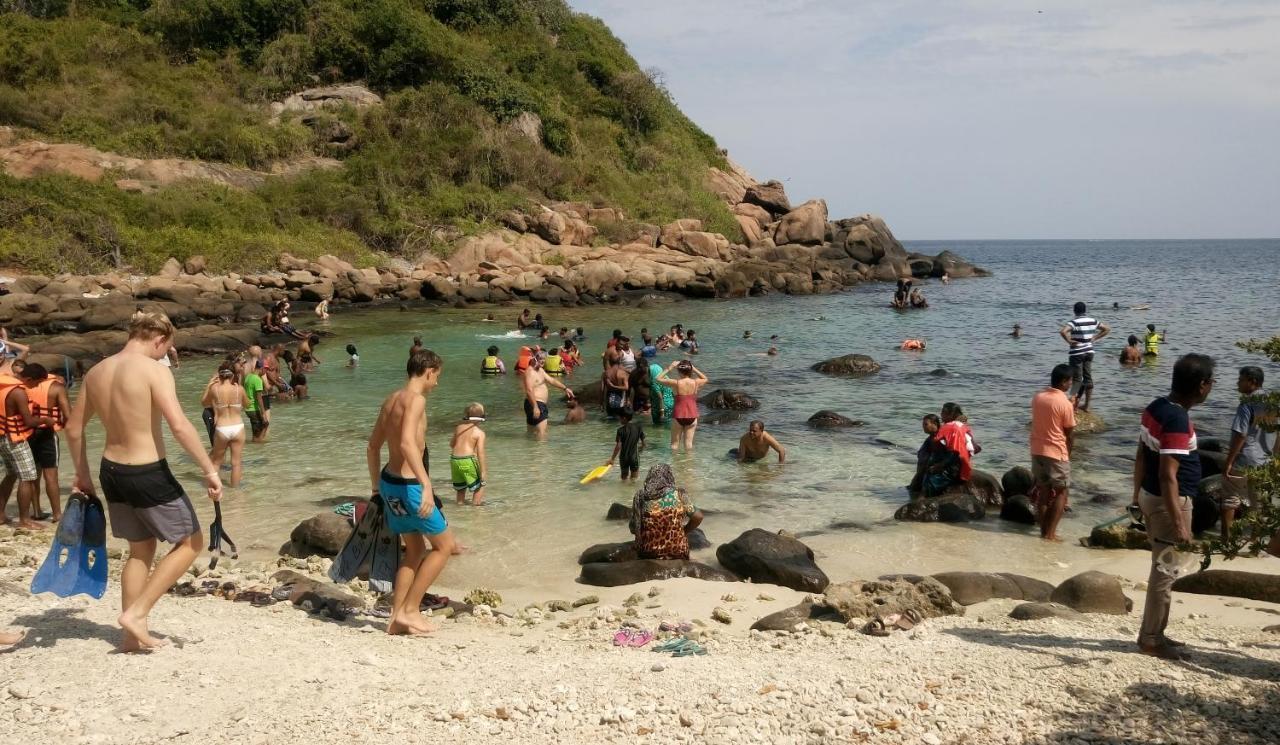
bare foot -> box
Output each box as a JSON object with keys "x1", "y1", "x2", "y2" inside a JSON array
[
  {"x1": 0, "y1": 629, "x2": 25, "y2": 646},
  {"x1": 17, "y1": 520, "x2": 48, "y2": 531},
  {"x1": 118, "y1": 611, "x2": 167, "y2": 651},
  {"x1": 451, "y1": 543, "x2": 469, "y2": 556},
  {"x1": 387, "y1": 612, "x2": 437, "y2": 636},
  {"x1": 1042, "y1": 535, "x2": 1063, "y2": 543}
]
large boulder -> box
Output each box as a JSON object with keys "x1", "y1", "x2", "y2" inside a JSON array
[
  {"x1": 999, "y1": 494, "x2": 1037, "y2": 525},
  {"x1": 1009, "y1": 602, "x2": 1085, "y2": 621},
  {"x1": 715, "y1": 529, "x2": 828, "y2": 592},
  {"x1": 578, "y1": 560, "x2": 738, "y2": 587},
  {"x1": 894, "y1": 491, "x2": 985, "y2": 522},
  {"x1": 967, "y1": 469, "x2": 1004, "y2": 506},
  {"x1": 824, "y1": 577, "x2": 963, "y2": 621},
  {"x1": 605, "y1": 502, "x2": 632, "y2": 521},
  {"x1": 1002, "y1": 466, "x2": 1034, "y2": 497},
  {"x1": 930, "y1": 572, "x2": 1054, "y2": 605},
  {"x1": 1172, "y1": 570, "x2": 1280, "y2": 604},
  {"x1": 578, "y1": 542, "x2": 638, "y2": 565},
  {"x1": 750, "y1": 601, "x2": 832, "y2": 632},
  {"x1": 700, "y1": 389, "x2": 759, "y2": 410},
  {"x1": 811, "y1": 354, "x2": 881, "y2": 377},
  {"x1": 284, "y1": 512, "x2": 352, "y2": 557},
  {"x1": 1050, "y1": 571, "x2": 1131, "y2": 614},
  {"x1": 1073, "y1": 410, "x2": 1106, "y2": 435},
  {"x1": 807, "y1": 410, "x2": 863, "y2": 428},
  {"x1": 742, "y1": 180, "x2": 791, "y2": 216},
  {"x1": 78, "y1": 302, "x2": 139, "y2": 331},
  {"x1": 772, "y1": 200, "x2": 827, "y2": 246},
  {"x1": 1087, "y1": 521, "x2": 1150, "y2": 550}
]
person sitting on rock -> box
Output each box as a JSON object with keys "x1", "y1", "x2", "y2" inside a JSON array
[
  {"x1": 628, "y1": 464, "x2": 703, "y2": 561},
  {"x1": 928, "y1": 403, "x2": 979, "y2": 496},
  {"x1": 909, "y1": 414, "x2": 943, "y2": 495}
]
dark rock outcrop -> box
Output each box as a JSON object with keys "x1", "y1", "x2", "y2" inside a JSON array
[
  {"x1": 811, "y1": 354, "x2": 881, "y2": 377},
  {"x1": 750, "y1": 601, "x2": 835, "y2": 632},
  {"x1": 930, "y1": 572, "x2": 1054, "y2": 605},
  {"x1": 1172, "y1": 570, "x2": 1280, "y2": 604},
  {"x1": 578, "y1": 560, "x2": 739, "y2": 587},
  {"x1": 967, "y1": 470, "x2": 1004, "y2": 506},
  {"x1": 1001, "y1": 467, "x2": 1034, "y2": 498},
  {"x1": 270, "y1": 569, "x2": 364, "y2": 619},
  {"x1": 605, "y1": 502, "x2": 632, "y2": 521},
  {"x1": 578, "y1": 542, "x2": 638, "y2": 565},
  {"x1": 824, "y1": 577, "x2": 963, "y2": 621},
  {"x1": 715, "y1": 529, "x2": 828, "y2": 593},
  {"x1": 284, "y1": 512, "x2": 352, "y2": 557},
  {"x1": 895, "y1": 491, "x2": 985, "y2": 522},
  {"x1": 807, "y1": 410, "x2": 863, "y2": 428},
  {"x1": 1049, "y1": 571, "x2": 1131, "y2": 614},
  {"x1": 700, "y1": 389, "x2": 760, "y2": 410},
  {"x1": 999, "y1": 494, "x2": 1037, "y2": 525}
]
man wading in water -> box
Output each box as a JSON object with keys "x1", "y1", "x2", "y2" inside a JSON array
[
  {"x1": 366, "y1": 348, "x2": 455, "y2": 635},
  {"x1": 521, "y1": 354, "x2": 574, "y2": 440},
  {"x1": 65, "y1": 312, "x2": 223, "y2": 651}
]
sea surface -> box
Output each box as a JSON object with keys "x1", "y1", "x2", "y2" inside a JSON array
[{"x1": 77, "y1": 239, "x2": 1280, "y2": 591}]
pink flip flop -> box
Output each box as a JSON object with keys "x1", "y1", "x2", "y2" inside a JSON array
[{"x1": 612, "y1": 629, "x2": 655, "y2": 647}]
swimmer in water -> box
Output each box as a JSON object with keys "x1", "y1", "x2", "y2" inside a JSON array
[
  {"x1": 1010, "y1": 324, "x2": 1023, "y2": 338},
  {"x1": 901, "y1": 339, "x2": 926, "y2": 351},
  {"x1": 1120, "y1": 335, "x2": 1142, "y2": 366},
  {"x1": 743, "y1": 330, "x2": 752, "y2": 339}
]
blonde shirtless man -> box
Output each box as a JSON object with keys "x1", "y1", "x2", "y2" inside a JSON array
[
  {"x1": 65, "y1": 312, "x2": 223, "y2": 652},
  {"x1": 521, "y1": 355, "x2": 574, "y2": 440},
  {"x1": 449, "y1": 403, "x2": 488, "y2": 506},
  {"x1": 366, "y1": 348, "x2": 455, "y2": 635}
]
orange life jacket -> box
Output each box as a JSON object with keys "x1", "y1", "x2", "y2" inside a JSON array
[
  {"x1": 935, "y1": 421, "x2": 974, "y2": 482},
  {"x1": 26, "y1": 377, "x2": 64, "y2": 432},
  {"x1": 0, "y1": 374, "x2": 34, "y2": 442}
]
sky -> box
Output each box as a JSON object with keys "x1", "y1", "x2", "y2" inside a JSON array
[{"x1": 570, "y1": 1, "x2": 1280, "y2": 240}]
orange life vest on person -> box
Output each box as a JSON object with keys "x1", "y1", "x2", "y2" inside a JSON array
[
  {"x1": 26, "y1": 377, "x2": 64, "y2": 432},
  {"x1": 935, "y1": 420, "x2": 974, "y2": 482},
  {"x1": 0, "y1": 374, "x2": 34, "y2": 442}
]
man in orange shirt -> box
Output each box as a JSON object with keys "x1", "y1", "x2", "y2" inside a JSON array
[{"x1": 1029, "y1": 364, "x2": 1077, "y2": 541}]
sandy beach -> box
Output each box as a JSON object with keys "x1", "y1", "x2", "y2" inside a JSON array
[{"x1": 3, "y1": 523, "x2": 1279, "y2": 745}]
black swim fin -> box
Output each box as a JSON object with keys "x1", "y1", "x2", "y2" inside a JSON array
[
  {"x1": 208, "y1": 502, "x2": 238, "y2": 570},
  {"x1": 329, "y1": 496, "x2": 385, "y2": 586},
  {"x1": 31, "y1": 491, "x2": 108, "y2": 599}
]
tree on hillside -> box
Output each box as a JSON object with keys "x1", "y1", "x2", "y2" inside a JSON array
[{"x1": 1204, "y1": 336, "x2": 1280, "y2": 562}]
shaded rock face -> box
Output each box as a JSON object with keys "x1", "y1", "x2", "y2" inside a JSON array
[
  {"x1": 577, "y1": 560, "x2": 738, "y2": 587},
  {"x1": 578, "y1": 542, "x2": 638, "y2": 565},
  {"x1": 967, "y1": 470, "x2": 1004, "y2": 506},
  {"x1": 895, "y1": 491, "x2": 985, "y2": 522},
  {"x1": 605, "y1": 502, "x2": 632, "y2": 521},
  {"x1": 716, "y1": 529, "x2": 829, "y2": 593},
  {"x1": 930, "y1": 572, "x2": 1054, "y2": 605},
  {"x1": 743, "y1": 180, "x2": 792, "y2": 216},
  {"x1": 773, "y1": 199, "x2": 828, "y2": 246},
  {"x1": 1050, "y1": 571, "x2": 1131, "y2": 614},
  {"x1": 1172, "y1": 570, "x2": 1280, "y2": 604},
  {"x1": 999, "y1": 494, "x2": 1037, "y2": 525},
  {"x1": 700, "y1": 389, "x2": 760, "y2": 410},
  {"x1": 807, "y1": 410, "x2": 863, "y2": 428},
  {"x1": 1009, "y1": 602, "x2": 1084, "y2": 621},
  {"x1": 811, "y1": 354, "x2": 881, "y2": 377},
  {"x1": 1087, "y1": 521, "x2": 1150, "y2": 550},
  {"x1": 284, "y1": 512, "x2": 351, "y2": 557},
  {"x1": 824, "y1": 577, "x2": 963, "y2": 621},
  {"x1": 1002, "y1": 467, "x2": 1034, "y2": 498}
]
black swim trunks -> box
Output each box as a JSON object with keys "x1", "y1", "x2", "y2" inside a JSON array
[
  {"x1": 248, "y1": 410, "x2": 268, "y2": 437},
  {"x1": 99, "y1": 459, "x2": 200, "y2": 544},
  {"x1": 524, "y1": 399, "x2": 549, "y2": 426},
  {"x1": 28, "y1": 428, "x2": 59, "y2": 469}
]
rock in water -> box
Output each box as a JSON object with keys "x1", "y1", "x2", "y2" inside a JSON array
[
  {"x1": 605, "y1": 502, "x2": 633, "y2": 521},
  {"x1": 1087, "y1": 522, "x2": 1150, "y2": 550},
  {"x1": 807, "y1": 410, "x2": 863, "y2": 428},
  {"x1": 894, "y1": 491, "x2": 985, "y2": 522},
  {"x1": 1009, "y1": 602, "x2": 1084, "y2": 621},
  {"x1": 1050, "y1": 571, "x2": 1131, "y2": 614},
  {"x1": 1172, "y1": 570, "x2": 1280, "y2": 604},
  {"x1": 578, "y1": 542, "x2": 638, "y2": 565},
  {"x1": 285, "y1": 512, "x2": 352, "y2": 557},
  {"x1": 687, "y1": 528, "x2": 712, "y2": 550},
  {"x1": 811, "y1": 354, "x2": 881, "y2": 377},
  {"x1": 999, "y1": 494, "x2": 1037, "y2": 525},
  {"x1": 578, "y1": 560, "x2": 739, "y2": 587},
  {"x1": 824, "y1": 577, "x2": 963, "y2": 621},
  {"x1": 1001, "y1": 466, "x2": 1034, "y2": 498},
  {"x1": 1073, "y1": 410, "x2": 1106, "y2": 435},
  {"x1": 715, "y1": 529, "x2": 829, "y2": 592},
  {"x1": 967, "y1": 470, "x2": 1004, "y2": 506},
  {"x1": 930, "y1": 572, "x2": 1054, "y2": 605},
  {"x1": 700, "y1": 389, "x2": 759, "y2": 410}
]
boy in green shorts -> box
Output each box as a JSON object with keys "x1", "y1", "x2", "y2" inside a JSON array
[{"x1": 450, "y1": 403, "x2": 488, "y2": 505}]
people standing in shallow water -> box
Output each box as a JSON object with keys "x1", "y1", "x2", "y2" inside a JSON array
[
  {"x1": 1060, "y1": 302, "x2": 1110, "y2": 411},
  {"x1": 604, "y1": 356, "x2": 629, "y2": 418},
  {"x1": 1120, "y1": 336, "x2": 1142, "y2": 366},
  {"x1": 202, "y1": 363, "x2": 251, "y2": 488},
  {"x1": 607, "y1": 407, "x2": 646, "y2": 481},
  {"x1": 646, "y1": 348, "x2": 671, "y2": 425},
  {"x1": 909, "y1": 288, "x2": 928, "y2": 308},
  {"x1": 521, "y1": 354, "x2": 574, "y2": 440},
  {"x1": 65, "y1": 311, "x2": 222, "y2": 651},
  {"x1": 657, "y1": 360, "x2": 708, "y2": 452},
  {"x1": 1133, "y1": 353, "x2": 1214, "y2": 660},
  {"x1": 1144, "y1": 324, "x2": 1165, "y2": 357},
  {"x1": 629, "y1": 464, "x2": 703, "y2": 560},
  {"x1": 366, "y1": 348, "x2": 455, "y2": 636},
  {"x1": 733, "y1": 420, "x2": 786, "y2": 463},
  {"x1": 481, "y1": 346, "x2": 505, "y2": 375},
  {"x1": 450, "y1": 403, "x2": 488, "y2": 506},
  {"x1": 516, "y1": 309, "x2": 532, "y2": 330},
  {"x1": 1029, "y1": 364, "x2": 1076, "y2": 542}
]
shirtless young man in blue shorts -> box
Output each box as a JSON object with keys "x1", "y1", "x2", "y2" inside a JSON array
[{"x1": 367, "y1": 348, "x2": 456, "y2": 635}]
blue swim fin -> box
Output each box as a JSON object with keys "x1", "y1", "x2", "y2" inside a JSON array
[{"x1": 31, "y1": 492, "x2": 108, "y2": 599}]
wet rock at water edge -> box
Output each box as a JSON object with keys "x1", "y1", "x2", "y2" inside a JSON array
[
  {"x1": 715, "y1": 529, "x2": 829, "y2": 593},
  {"x1": 811, "y1": 354, "x2": 881, "y2": 377},
  {"x1": 578, "y1": 560, "x2": 739, "y2": 587},
  {"x1": 806, "y1": 410, "x2": 863, "y2": 428}
]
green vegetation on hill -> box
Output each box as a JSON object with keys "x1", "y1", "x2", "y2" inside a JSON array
[{"x1": 0, "y1": 0, "x2": 739, "y2": 274}]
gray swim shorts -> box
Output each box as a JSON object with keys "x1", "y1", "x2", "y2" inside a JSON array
[{"x1": 99, "y1": 459, "x2": 200, "y2": 544}]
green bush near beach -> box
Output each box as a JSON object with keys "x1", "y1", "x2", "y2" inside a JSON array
[{"x1": 0, "y1": 0, "x2": 740, "y2": 274}]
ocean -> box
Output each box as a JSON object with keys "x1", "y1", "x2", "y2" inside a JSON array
[{"x1": 86, "y1": 239, "x2": 1280, "y2": 591}]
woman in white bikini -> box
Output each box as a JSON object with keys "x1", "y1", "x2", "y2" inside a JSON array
[{"x1": 201, "y1": 362, "x2": 251, "y2": 487}]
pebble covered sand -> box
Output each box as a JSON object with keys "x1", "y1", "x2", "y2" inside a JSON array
[{"x1": 2, "y1": 528, "x2": 1279, "y2": 745}]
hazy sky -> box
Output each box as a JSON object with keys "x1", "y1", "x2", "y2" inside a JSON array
[{"x1": 571, "y1": 1, "x2": 1280, "y2": 239}]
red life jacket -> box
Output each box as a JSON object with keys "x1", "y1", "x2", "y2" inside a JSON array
[
  {"x1": 0, "y1": 374, "x2": 34, "y2": 442},
  {"x1": 26, "y1": 377, "x2": 64, "y2": 432},
  {"x1": 935, "y1": 421, "x2": 974, "y2": 481}
]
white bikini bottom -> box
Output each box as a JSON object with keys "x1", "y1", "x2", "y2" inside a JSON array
[{"x1": 216, "y1": 423, "x2": 245, "y2": 441}]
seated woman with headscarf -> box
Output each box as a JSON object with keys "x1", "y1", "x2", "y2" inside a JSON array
[{"x1": 628, "y1": 464, "x2": 704, "y2": 560}]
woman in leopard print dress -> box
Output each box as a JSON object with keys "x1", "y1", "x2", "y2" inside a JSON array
[{"x1": 629, "y1": 464, "x2": 704, "y2": 560}]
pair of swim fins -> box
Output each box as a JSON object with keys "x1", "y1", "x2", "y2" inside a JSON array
[
  {"x1": 30, "y1": 491, "x2": 108, "y2": 599},
  {"x1": 208, "y1": 502, "x2": 238, "y2": 570},
  {"x1": 328, "y1": 494, "x2": 401, "y2": 594}
]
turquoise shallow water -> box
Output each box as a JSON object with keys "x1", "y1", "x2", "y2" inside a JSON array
[{"x1": 77, "y1": 239, "x2": 1280, "y2": 591}]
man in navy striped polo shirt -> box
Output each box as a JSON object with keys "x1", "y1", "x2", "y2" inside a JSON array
[{"x1": 1059, "y1": 302, "x2": 1110, "y2": 411}]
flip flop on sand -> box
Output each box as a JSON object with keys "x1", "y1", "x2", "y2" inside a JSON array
[
  {"x1": 419, "y1": 593, "x2": 450, "y2": 611},
  {"x1": 861, "y1": 618, "x2": 890, "y2": 637},
  {"x1": 612, "y1": 629, "x2": 654, "y2": 648},
  {"x1": 895, "y1": 609, "x2": 923, "y2": 631}
]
